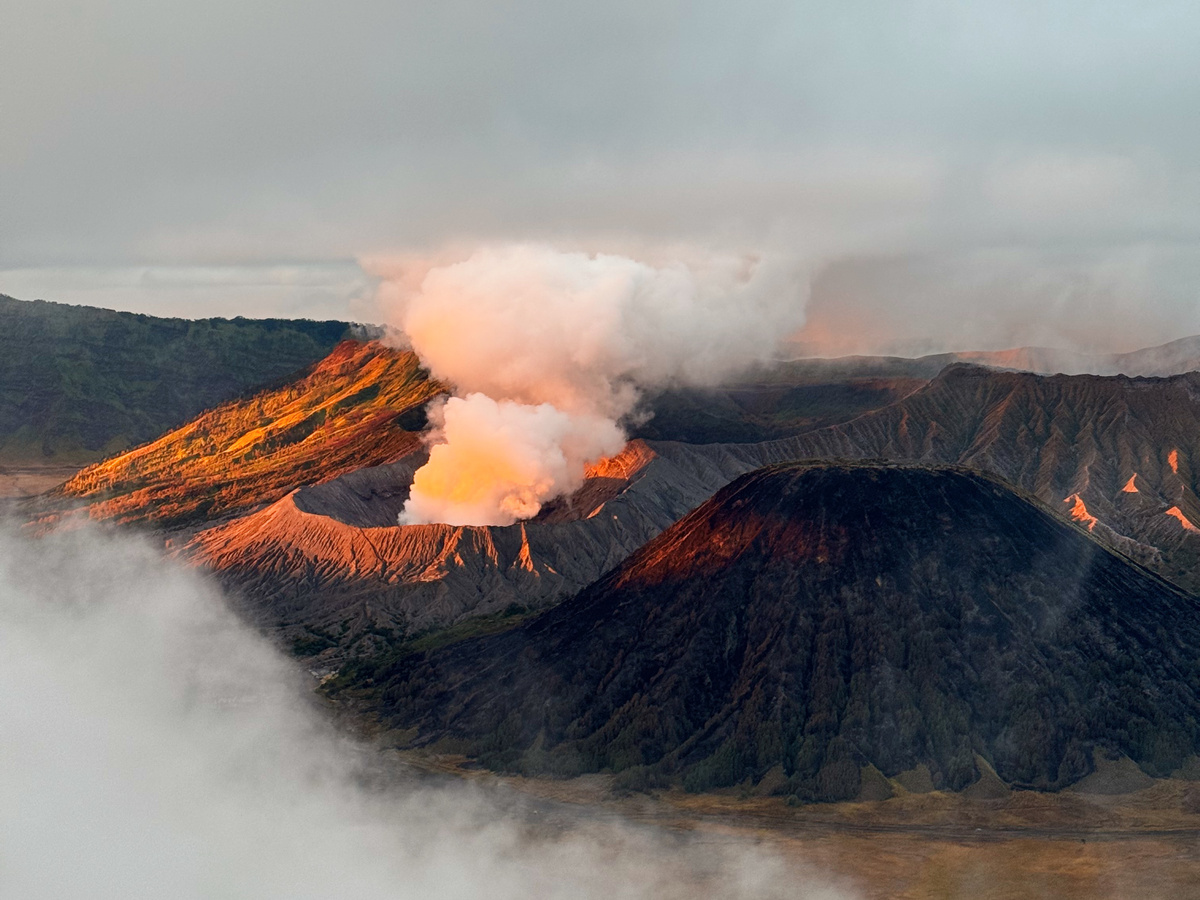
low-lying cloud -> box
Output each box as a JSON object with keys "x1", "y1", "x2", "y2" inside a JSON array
[
  {"x1": 0, "y1": 524, "x2": 853, "y2": 900},
  {"x1": 373, "y1": 243, "x2": 808, "y2": 525}
]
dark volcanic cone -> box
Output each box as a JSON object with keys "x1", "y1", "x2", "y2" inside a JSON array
[{"x1": 351, "y1": 462, "x2": 1200, "y2": 800}]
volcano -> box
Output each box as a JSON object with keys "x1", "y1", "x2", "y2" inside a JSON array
[
  {"x1": 661, "y1": 363, "x2": 1200, "y2": 590},
  {"x1": 350, "y1": 462, "x2": 1200, "y2": 800}
]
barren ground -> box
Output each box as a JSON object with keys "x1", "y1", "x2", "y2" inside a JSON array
[
  {"x1": 0, "y1": 465, "x2": 78, "y2": 499},
  {"x1": 397, "y1": 751, "x2": 1200, "y2": 900}
]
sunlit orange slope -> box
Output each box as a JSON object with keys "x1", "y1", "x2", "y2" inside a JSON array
[{"x1": 55, "y1": 341, "x2": 445, "y2": 527}]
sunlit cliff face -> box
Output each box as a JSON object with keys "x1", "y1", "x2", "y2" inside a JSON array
[
  {"x1": 55, "y1": 341, "x2": 442, "y2": 528},
  {"x1": 399, "y1": 395, "x2": 625, "y2": 526},
  {"x1": 374, "y1": 244, "x2": 809, "y2": 526}
]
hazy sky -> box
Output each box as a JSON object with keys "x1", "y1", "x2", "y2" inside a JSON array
[{"x1": 3, "y1": 1, "x2": 1199, "y2": 351}]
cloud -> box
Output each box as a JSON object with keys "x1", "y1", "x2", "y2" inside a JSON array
[
  {"x1": 0, "y1": 264, "x2": 374, "y2": 321},
  {"x1": 795, "y1": 243, "x2": 1200, "y2": 358},
  {"x1": 0, "y1": 523, "x2": 856, "y2": 899},
  {"x1": 373, "y1": 244, "x2": 808, "y2": 524},
  {"x1": 400, "y1": 394, "x2": 626, "y2": 526},
  {"x1": 4, "y1": 1, "x2": 1200, "y2": 351}
]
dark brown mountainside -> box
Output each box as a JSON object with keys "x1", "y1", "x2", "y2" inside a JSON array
[
  {"x1": 779, "y1": 333, "x2": 1200, "y2": 379},
  {"x1": 633, "y1": 374, "x2": 928, "y2": 444},
  {"x1": 344, "y1": 463, "x2": 1200, "y2": 800},
  {"x1": 658, "y1": 364, "x2": 1200, "y2": 591},
  {"x1": 0, "y1": 293, "x2": 352, "y2": 464}
]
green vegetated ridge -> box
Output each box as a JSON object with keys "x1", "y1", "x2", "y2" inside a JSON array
[
  {"x1": 335, "y1": 462, "x2": 1200, "y2": 800},
  {"x1": 0, "y1": 294, "x2": 354, "y2": 464}
]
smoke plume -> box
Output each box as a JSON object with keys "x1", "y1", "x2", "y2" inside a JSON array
[
  {"x1": 402, "y1": 393, "x2": 625, "y2": 526},
  {"x1": 373, "y1": 244, "x2": 808, "y2": 525},
  {"x1": 0, "y1": 524, "x2": 854, "y2": 900}
]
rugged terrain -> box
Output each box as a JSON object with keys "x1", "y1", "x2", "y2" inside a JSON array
[
  {"x1": 341, "y1": 462, "x2": 1200, "y2": 799},
  {"x1": 657, "y1": 364, "x2": 1200, "y2": 591},
  {"x1": 199, "y1": 362, "x2": 1200, "y2": 641},
  {"x1": 28, "y1": 338, "x2": 1200, "y2": 648},
  {"x1": 187, "y1": 440, "x2": 729, "y2": 644},
  {"x1": 0, "y1": 293, "x2": 353, "y2": 465},
  {"x1": 42, "y1": 341, "x2": 442, "y2": 528}
]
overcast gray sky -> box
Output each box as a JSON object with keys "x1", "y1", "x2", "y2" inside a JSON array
[{"x1": 3, "y1": 1, "x2": 1199, "y2": 352}]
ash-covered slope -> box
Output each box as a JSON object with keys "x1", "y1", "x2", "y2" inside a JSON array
[
  {"x1": 42, "y1": 340, "x2": 443, "y2": 528},
  {"x1": 188, "y1": 441, "x2": 730, "y2": 642},
  {"x1": 353, "y1": 463, "x2": 1200, "y2": 799},
  {"x1": 657, "y1": 364, "x2": 1200, "y2": 590}
]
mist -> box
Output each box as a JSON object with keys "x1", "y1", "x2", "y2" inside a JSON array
[
  {"x1": 0, "y1": 524, "x2": 855, "y2": 900},
  {"x1": 376, "y1": 244, "x2": 807, "y2": 525}
]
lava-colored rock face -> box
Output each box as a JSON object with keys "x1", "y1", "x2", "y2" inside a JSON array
[
  {"x1": 51, "y1": 341, "x2": 444, "y2": 528},
  {"x1": 356, "y1": 462, "x2": 1200, "y2": 800}
]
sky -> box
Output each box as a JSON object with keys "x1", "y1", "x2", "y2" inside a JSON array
[{"x1": 3, "y1": 0, "x2": 1200, "y2": 353}]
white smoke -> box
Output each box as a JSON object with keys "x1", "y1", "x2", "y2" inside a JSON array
[
  {"x1": 0, "y1": 524, "x2": 855, "y2": 900},
  {"x1": 400, "y1": 393, "x2": 625, "y2": 526},
  {"x1": 372, "y1": 244, "x2": 808, "y2": 525}
]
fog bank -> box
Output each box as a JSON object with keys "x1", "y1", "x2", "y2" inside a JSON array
[{"x1": 0, "y1": 525, "x2": 852, "y2": 900}]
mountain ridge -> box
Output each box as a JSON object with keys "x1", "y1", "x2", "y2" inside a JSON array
[
  {"x1": 0, "y1": 293, "x2": 355, "y2": 464},
  {"x1": 344, "y1": 462, "x2": 1200, "y2": 799}
]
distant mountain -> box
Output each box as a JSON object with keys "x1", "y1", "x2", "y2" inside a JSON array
[
  {"x1": 632, "y1": 334, "x2": 1200, "y2": 446},
  {"x1": 345, "y1": 463, "x2": 1200, "y2": 799},
  {"x1": 779, "y1": 334, "x2": 1200, "y2": 380},
  {"x1": 41, "y1": 341, "x2": 442, "y2": 529},
  {"x1": 0, "y1": 294, "x2": 354, "y2": 464},
  {"x1": 933, "y1": 336, "x2": 1200, "y2": 377},
  {"x1": 1104, "y1": 334, "x2": 1200, "y2": 377}
]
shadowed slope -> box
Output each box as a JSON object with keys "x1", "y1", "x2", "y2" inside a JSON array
[
  {"x1": 351, "y1": 463, "x2": 1200, "y2": 799},
  {"x1": 48, "y1": 341, "x2": 444, "y2": 528},
  {"x1": 0, "y1": 293, "x2": 352, "y2": 464},
  {"x1": 187, "y1": 441, "x2": 729, "y2": 642},
  {"x1": 655, "y1": 364, "x2": 1200, "y2": 590}
]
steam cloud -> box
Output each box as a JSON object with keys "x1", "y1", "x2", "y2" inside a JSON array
[
  {"x1": 374, "y1": 244, "x2": 808, "y2": 525},
  {"x1": 0, "y1": 525, "x2": 854, "y2": 899}
]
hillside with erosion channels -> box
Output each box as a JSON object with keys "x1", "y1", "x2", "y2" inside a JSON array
[
  {"x1": 339, "y1": 463, "x2": 1200, "y2": 799},
  {"x1": 197, "y1": 362, "x2": 1200, "y2": 647},
  {"x1": 31, "y1": 340, "x2": 1200, "y2": 654},
  {"x1": 187, "y1": 440, "x2": 732, "y2": 648},
  {"x1": 0, "y1": 294, "x2": 353, "y2": 465},
  {"x1": 40, "y1": 341, "x2": 444, "y2": 528},
  {"x1": 656, "y1": 364, "x2": 1200, "y2": 592}
]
